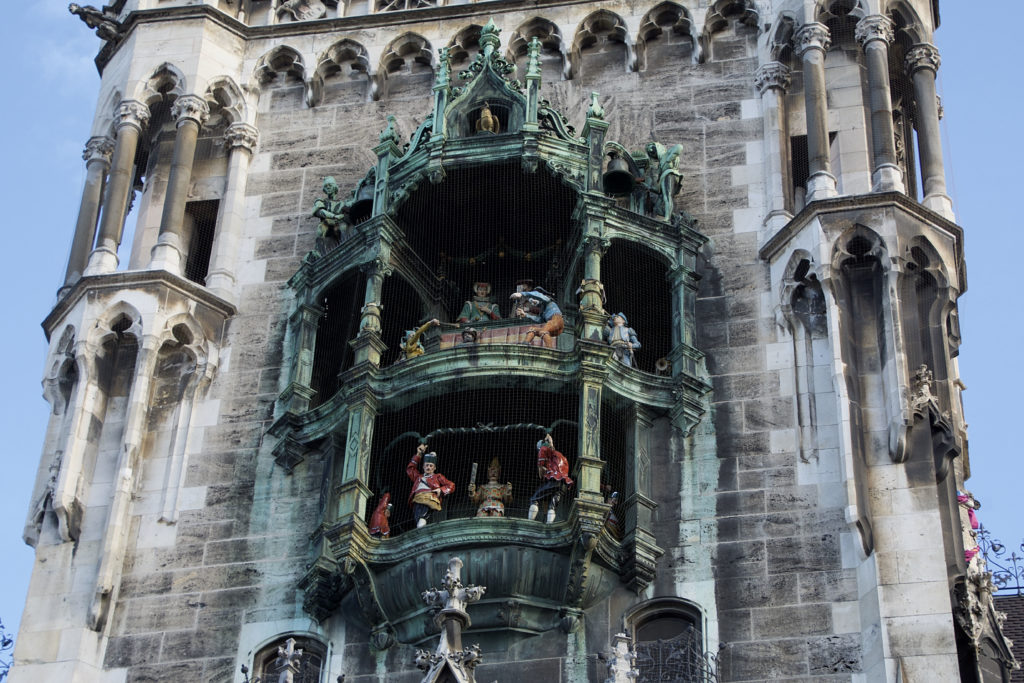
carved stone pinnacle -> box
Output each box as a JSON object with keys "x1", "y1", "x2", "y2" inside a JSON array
[
  {"x1": 794, "y1": 23, "x2": 831, "y2": 57},
  {"x1": 171, "y1": 94, "x2": 211, "y2": 126},
  {"x1": 754, "y1": 62, "x2": 791, "y2": 95},
  {"x1": 905, "y1": 43, "x2": 941, "y2": 75},
  {"x1": 855, "y1": 15, "x2": 895, "y2": 46},
  {"x1": 225, "y1": 123, "x2": 259, "y2": 151}
]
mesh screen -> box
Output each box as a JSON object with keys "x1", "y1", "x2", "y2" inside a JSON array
[
  {"x1": 310, "y1": 271, "x2": 365, "y2": 407},
  {"x1": 183, "y1": 200, "x2": 218, "y2": 285},
  {"x1": 366, "y1": 387, "x2": 579, "y2": 534},
  {"x1": 888, "y1": 13, "x2": 921, "y2": 201}
]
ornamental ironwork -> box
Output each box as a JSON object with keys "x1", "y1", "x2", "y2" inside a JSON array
[
  {"x1": 978, "y1": 524, "x2": 1024, "y2": 595},
  {"x1": 634, "y1": 624, "x2": 718, "y2": 683}
]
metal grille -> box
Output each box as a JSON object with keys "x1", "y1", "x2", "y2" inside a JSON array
[
  {"x1": 635, "y1": 624, "x2": 717, "y2": 683},
  {"x1": 183, "y1": 199, "x2": 218, "y2": 285}
]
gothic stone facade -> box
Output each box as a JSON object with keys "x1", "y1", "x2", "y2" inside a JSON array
[{"x1": 13, "y1": 0, "x2": 1016, "y2": 681}]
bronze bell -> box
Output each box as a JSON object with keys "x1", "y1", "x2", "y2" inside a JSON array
[
  {"x1": 350, "y1": 180, "x2": 374, "y2": 222},
  {"x1": 603, "y1": 151, "x2": 634, "y2": 195}
]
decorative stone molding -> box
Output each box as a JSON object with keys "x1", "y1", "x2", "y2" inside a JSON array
[
  {"x1": 171, "y1": 94, "x2": 211, "y2": 126},
  {"x1": 82, "y1": 136, "x2": 115, "y2": 165},
  {"x1": 855, "y1": 15, "x2": 894, "y2": 46},
  {"x1": 754, "y1": 62, "x2": 791, "y2": 95},
  {"x1": 794, "y1": 22, "x2": 831, "y2": 56},
  {"x1": 905, "y1": 43, "x2": 941, "y2": 75},
  {"x1": 114, "y1": 99, "x2": 150, "y2": 131},
  {"x1": 601, "y1": 632, "x2": 640, "y2": 683},
  {"x1": 224, "y1": 123, "x2": 259, "y2": 152}
]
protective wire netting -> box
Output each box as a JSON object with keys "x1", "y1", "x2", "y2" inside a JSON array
[{"x1": 301, "y1": 162, "x2": 673, "y2": 536}]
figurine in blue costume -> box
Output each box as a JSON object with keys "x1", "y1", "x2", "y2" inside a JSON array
[
  {"x1": 510, "y1": 287, "x2": 563, "y2": 348},
  {"x1": 605, "y1": 313, "x2": 641, "y2": 367}
]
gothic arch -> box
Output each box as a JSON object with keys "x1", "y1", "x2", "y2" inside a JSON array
[
  {"x1": 379, "y1": 32, "x2": 434, "y2": 75},
  {"x1": 89, "y1": 302, "x2": 144, "y2": 348},
  {"x1": 134, "y1": 63, "x2": 187, "y2": 108},
  {"x1": 254, "y1": 45, "x2": 307, "y2": 85},
  {"x1": 813, "y1": 0, "x2": 868, "y2": 23},
  {"x1": 571, "y1": 10, "x2": 633, "y2": 77},
  {"x1": 700, "y1": 0, "x2": 760, "y2": 62},
  {"x1": 768, "y1": 12, "x2": 798, "y2": 63},
  {"x1": 887, "y1": 0, "x2": 928, "y2": 45},
  {"x1": 830, "y1": 224, "x2": 888, "y2": 277},
  {"x1": 508, "y1": 18, "x2": 566, "y2": 79},
  {"x1": 637, "y1": 3, "x2": 700, "y2": 68},
  {"x1": 447, "y1": 24, "x2": 483, "y2": 71},
  {"x1": 311, "y1": 39, "x2": 372, "y2": 105},
  {"x1": 204, "y1": 76, "x2": 247, "y2": 126}
]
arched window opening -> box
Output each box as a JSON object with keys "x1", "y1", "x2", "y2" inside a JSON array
[
  {"x1": 629, "y1": 600, "x2": 713, "y2": 683},
  {"x1": 639, "y1": 3, "x2": 695, "y2": 70},
  {"x1": 573, "y1": 11, "x2": 630, "y2": 80},
  {"x1": 251, "y1": 635, "x2": 326, "y2": 683},
  {"x1": 310, "y1": 271, "x2": 366, "y2": 407},
  {"x1": 601, "y1": 241, "x2": 672, "y2": 373},
  {"x1": 366, "y1": 388, "x2": 577, "y2": 535},
  {"x1": 182, "y1": 199, "x2": 218, "y2": 285},
  {"x1": 395, "y1": 163, "x2": 576, "y2": 324},
  {"x1": 887, "y1": 9, "x2": 921, "y2": 200},
  {"x1": 380, "y1": 274, "x2": 428, "y2": 367}
]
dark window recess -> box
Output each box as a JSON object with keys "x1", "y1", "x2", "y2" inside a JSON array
[
  {"x1": 790, "y1": 132, "x2": 838, "y2": 193},
  {"x1": 183, "y1": 199, "x2": 218, "y2": 285}
]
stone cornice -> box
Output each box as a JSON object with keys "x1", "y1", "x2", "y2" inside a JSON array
[
  {"x1": 757, "y1": 191, "x2": 965, "y2": 291},
  {"x1": 43, "y1": 269, "x2": 236, "y2": 340}
]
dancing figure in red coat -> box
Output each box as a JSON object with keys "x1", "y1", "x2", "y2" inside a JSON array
[
  {"x1": 369, "y1": 492, "x2": 392, "y2": 538},
  {"x1": 407, "y1": 444, "x2": 455, "y2": 528},
  {"x1": 529, "y1": 433, "x2": 574, "y2": 523}
]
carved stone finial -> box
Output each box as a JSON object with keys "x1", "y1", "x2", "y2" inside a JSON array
[
  {"x1": 171, "y1": 95, "x2": 211, "y2": 126},
  {"x1": 435, "y1": 47, "x2": 452, "y2": 90},
  {"x1": 855, "y1": 15, "x2": 895, "y2": 47},
  {"x1": 905, "y1": 43, "x2": 941, "y2": 75},
  {"x1": 114, "y1": 100, "x2": 151, "y2": 131},
  {"x1": 526, "y1": 36, "x2": 542, "y2": 79},
  {"x1": 587, "y1": 92, "x2": 605, "y2": 120},
  {"x1": 754, "y1": 62, "x2": 791, "y2": 95},
  {"x1": 794, "y1": 22, "x2": 831, "y2": 57},
  {"x1": 479, "y1": 18, "x2": 501, "y2": 55},
  {"x1": 225, "y1": 123, "x2": 259, "y2": 152},
  {"x1": 417, "y1": 557, "x2": 486, "y2": 683},
  {"x1": 82, "y1": 136, "x2": 115, "y2": 165}
]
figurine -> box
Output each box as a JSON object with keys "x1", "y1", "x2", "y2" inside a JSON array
[
  {"x1": 312, "y1": 176, "x2": 346, "y2": 239},
  {"x1": 510, "y1": 287, "x2": 564, "y2": 348},
  {"x1": 602, "y1": 487, "x2": 621, "y2": 539},
  {"x1": 68, "y1": 3, "x2": 123, "y2": 41},
  {"x1": 457, "y1": 328, "x2": 479, "y2": 345},
  {"x1": 468, "y1": 456, "x2": 513, "y2": 517},
  {"x1": 476, "y1": 102, "x2": 500, "y2": 134},
  {"x1": 510, "y1": 279, "x2": 534, "y2": 318},
  {"x1": 529, "y1": 434, "x2": 574, "y2": 523},
  {"x1": 605, "y1": 313, "x2": 641, "y2": 367},
  {"x1": 640, "y1": 142, "x2": 683, "y2": 221},
  {"x1": 457, "y1": 282, "x2": 501, "y2": 323},
  {"x1": 400, "y1": 319, "x2": 440, "y2": 360},
  {"x1": 407, "y1": 444, "x2": 455, "y2": 528},
  {"x1": 369, "y1": 493, "x2": 392, "y2": 538}
]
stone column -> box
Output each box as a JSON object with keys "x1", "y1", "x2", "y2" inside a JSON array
[
  {"x1": 856, "y1": 15, "x2": 904, "y2": 193},
  {"x1": 63, "y1": 136, "x2": 114, "y2": 291},
  {"x1": 205, "y1": 123, "x2": 259, "y2": 300},
  {"x1": 350, "y1": 258, "x2": 390, "y2": 366},
  {"x1": 85, "y1": 100, "x2": 150, "y2": 275},
  {"x1": 150, "y1": 94, "x2": 210, "y2": 274},
  {"x1": 905, "y1": 43, "x2": 953, "y2": 218},
  {"x1": 754, "y1": 62, "x2": 792, "y2": 230},
  {"x1": 794, "y1": 23, "x2": 837, "y2": 203}
]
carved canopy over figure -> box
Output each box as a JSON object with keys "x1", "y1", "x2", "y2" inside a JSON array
[{"x1": 640, "y1": 142, "x2": 683, "y2": 221}]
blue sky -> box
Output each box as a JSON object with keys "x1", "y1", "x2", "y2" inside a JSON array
[{"x1": 0, "y1": 1, "x2": 1019, "y2": 643}]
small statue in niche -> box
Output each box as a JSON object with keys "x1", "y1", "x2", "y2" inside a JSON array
[
  {"x1": 476, "y1": 102, "x2": 500, "y2": 134},
  {"x1": 529, "y1": 434, "x2": 574, "y2": 523},
  {"x1": 457, "y1": 282, "x2": 501, "y2": 323},
  {"x1": 369, "y1": 492, "x2": 392, "y2": 539},
  {"x1": 399, "y1": 319, "x2": 440, "y2": 361},
  {"x1": 605, "y1": 313, "x2": 641, "y2": 367},
  {"x1": 407, "y1": 444, "x2": 455, "y2": 528},
  {"x1": 639, "y1": 142, "x2": 684, "y2": 221},
  {"x1": 510, "y1": 287, "x2": 564, "y2": 348},
  {"x1": 312, "y1": 176, "x2": 347, "y2": 239},
  {"x1": 468, "y1": 456, "x2": 513, "y2": 517},
  {"x1": 277, "y1": 0, "x2": 327, "y2": 22}
]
